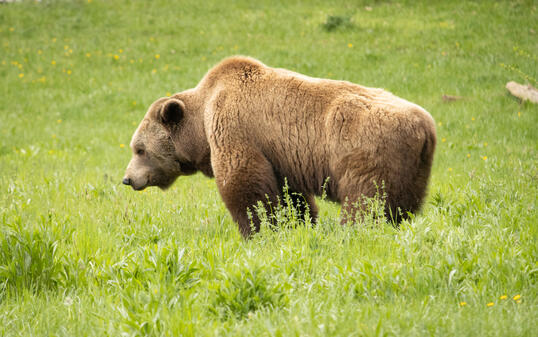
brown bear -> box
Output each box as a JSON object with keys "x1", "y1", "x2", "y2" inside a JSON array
[{"x1": 123, "y1": 56, "x2": 436, "y2": 238}]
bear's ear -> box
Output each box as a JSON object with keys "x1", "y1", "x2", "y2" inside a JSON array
[{"x1": 160, "y1": 98, "x2": 185, "y2": 125}]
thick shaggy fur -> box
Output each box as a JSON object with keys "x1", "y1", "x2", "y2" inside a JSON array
[{"x1": 123, "y1": 56, "x2": 436, "y2": 238}]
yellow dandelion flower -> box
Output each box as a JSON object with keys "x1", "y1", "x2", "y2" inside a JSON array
[
  {"x1": 442, "y1": 138, "x2": 446, "y2": 142},
  {"x1": 18, "y1": 73, "x2": 24, "y2": 78},
  {"x1": 448, "y1": 168, "x2": 453, "y2": 172},
  {"x1": 64, "y1": 45, "x2": 69, "y2": 50},
  {"x1": 152, "y1": 69, "x2": 157, "y2": 74},
  {"x1": 48, "y1": 150, "x2": 54, "y2": 155},
  {"x1": 486, "y1": 302, "x2": 494, "y2": 307},
  {"x1": 438, "y1": 122, "x2": 442, "y2": 126},
  {"x1": 348, "y1": 43, "x2": 353, "y2": 48},
  {"x1": 130, "y1": 59, "x2": 134, "y2": 64},
  {"x1": 516, "y1": 299, "x2": 521, "y2": 304},
  {"x1": 166, "y1": 92, "x2": 171, "y2": 96},
  {"x1": 132, "y1": 101, "x2": 137, "y2": 106},
  {"x1": 52, "y1": 38, "x2": 57, "y2": 43},
  {"x1": 57, "y1": 119, "x2": 62, "y2": 123},
  {"x1": 86, "y1": 53, "x2": 91, "y2": 57},
  {"x1": 51, "y1": 60, "x2": 56, "y2": 65},
  {"x1": 483, "y1": 142, "x2": 488, "y2": 147},
  {"x1": 119, "y1": 49, "x2": 124, "y2": 53},
  {"x1": 459, "y1": 302, "x2": 467, "y2": 306},
  {"x1": 69, "y1": 49, "x2": 73, "y2": 54},
  {"x1": 52, "y1": 134, "x2": 56, "y2": 139},
  {"x1": 500, "y1": 295, "x2": 507, "y2": 300},
  {"x1": 517, "y1": 111, "x2": 521, "y2": 117},
  {"x1": 466, "y1": 153, "x2": 470, "y2": 158},
  {"x1": 155, "y1": 54, "x2": 160, "y2": 59},
  {"x1": 482, "y1": 156, "x2": 487, "y2": 161},
  {"x1": 471, "y1": 117, "x2": 475, "y2": 121},
  {"x1": 114, "y1": 55, "x2": 119, "y2": 60},
  {"x1": 9, "y1": 27, "x2": 15, "y2": 32},
  {"x1": 513, "y1": 294, "x2": 521, "y2": 301},
  {"x1": 67, "y1": 69, "x2": 72, "y2": 75},
  {"x1": 37, "y1": 50, "x2": 43, "y2": 55},
  {"x1": 120, "y1": 144, "x2": 125, "y2": 148}
]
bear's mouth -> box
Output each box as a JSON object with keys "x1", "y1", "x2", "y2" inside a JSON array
[
  {"x1": 130, "y1": 168, "x2": 184, "y2": 192},
  {"x1": 130, "y1": 175, "x2": 150, "y2": 191},
  {"x1": 132, "y1": 184, "x2": 147, "y2": 191},
  {"x1": 132, "y1": 181, "x2": 148, "y2": 191}
]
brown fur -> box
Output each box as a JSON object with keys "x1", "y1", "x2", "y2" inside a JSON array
[{"x1": 123, "y1": 56, "x2": 436, "y2": 238}]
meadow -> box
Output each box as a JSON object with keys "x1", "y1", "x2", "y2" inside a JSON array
[{"x1": 0, "y1": 0, "x2": 537, "y2": 335}]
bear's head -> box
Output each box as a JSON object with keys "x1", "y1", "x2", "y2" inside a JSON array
[{"x1": 122, "y1": 96, "x2": 203, "y2": 191}]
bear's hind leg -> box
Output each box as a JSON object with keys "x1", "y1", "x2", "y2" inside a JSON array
[
  {"x1": 337, "y1": 173, "x2": 416, "y2": 225},
  {"x1": 334, "y1": 145, "x2": 424, "y2": 225},
  {"x1": 337, "y1": 175, "x2": 379, "y2": 225}
]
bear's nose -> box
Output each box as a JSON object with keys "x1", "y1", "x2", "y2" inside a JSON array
[{"x1": 122, "y1": 177, "x2": 131, "y2": 186}]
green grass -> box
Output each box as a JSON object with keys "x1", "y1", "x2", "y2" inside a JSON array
[{"x1": 1, "y1": 0, "x2": 537, "y2": 336}]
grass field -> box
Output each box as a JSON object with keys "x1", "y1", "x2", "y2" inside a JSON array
[{"x1": 1, "y1": 0, "x2": 537, "y2": 336}]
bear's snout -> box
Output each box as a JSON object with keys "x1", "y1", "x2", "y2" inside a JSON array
[{"x1": 122, "y1": 177, "x2": 132, "y2": 186}]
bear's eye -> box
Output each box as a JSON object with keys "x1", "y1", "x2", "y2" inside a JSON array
[{"x1": 136, "y1": 149, "x2": 145, "y2": 155}]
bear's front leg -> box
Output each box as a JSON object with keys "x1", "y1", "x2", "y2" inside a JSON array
[
  {"x1": 285, "y1": 191, "x2": 318, "y2": 225},
  {"x1": 213, "y1": 149, "x2": 280, "y2": 238}
]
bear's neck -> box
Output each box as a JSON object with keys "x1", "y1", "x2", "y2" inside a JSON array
[
  {"x1": 175, "y1": 89, "x2": 213, "y2": 178},
  {"x1": 196, "y1": 151, "x2": 213, "y2": 178}
]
